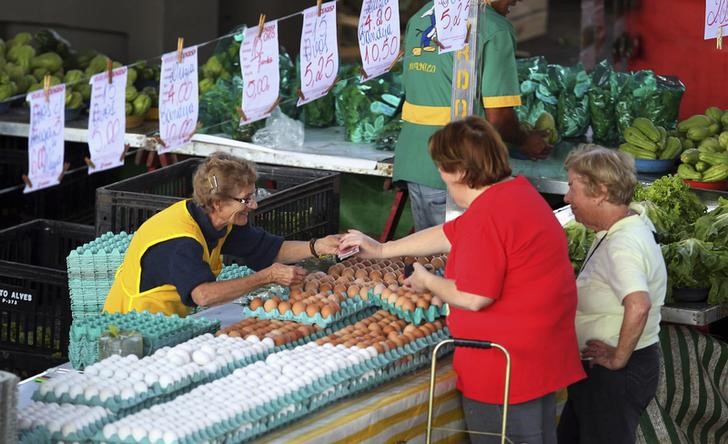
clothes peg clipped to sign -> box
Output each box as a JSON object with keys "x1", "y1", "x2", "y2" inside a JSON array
[
  {"x1": 43, "y1": 75, "x2": 51, "y2": 102},
  {"x1": 57, "y1": 162, "x2": 70, "y2": 182},
  {"x1": 177, "y1": 37, "x2": 184, "y2": 63},
  {"x1": 718, "y1": 26, "x2": 724, "y2": 51},
  {"x1": 107, "y1": 58, "x2": 114, "y2": 84},
  {"x1": 258, "y1": 14, "x2": 267, "y2": 38},
  {"x1": 317, "y1": 0, "x2": 323, "y2": 16}
]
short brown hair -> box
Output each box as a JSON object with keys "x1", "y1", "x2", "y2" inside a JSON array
[
  {"x1": 564, "y1": 144, "x2": 636, "y2": 205},
  {"x1": 428, "y1": 116, "x2": 512, "y2": 188},
  {"x1": 192, "y1": 152, "x2": 257, "y2": 212}
]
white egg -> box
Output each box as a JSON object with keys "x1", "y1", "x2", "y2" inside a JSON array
[
  {"x1": 199, "y1": 344, "x2": 215, "y2": 356},
  {"x1": 148, "y1": 428, "x2": 164, "y2": 443},
  {"x1": 167, "y1": 350, "x2": 190, "y2": 366},
  {"x1": 245, "y1": 334, "x2": 260, "y2": 343},
  {"x1": 83, "y1": 386, "x2": 99, "y2": 401},
  {"x1": 113, "y1": 368, "x2": 129, "y2": 380},
  {"x1": 84, "y1": 365, "x2": 100, "y2": 376},
  {"x1": 158, "y1": 374, "x2": 173, "y2": 390},
  {"x1": 61, "y1": 422, "x2": 78, "y2": 437},
  {"x1": 144, "y1": 371, "x2": 160, "y2": 386},
  {"x1": 191, "y1": 350, "x2": 212, "y2": 366},
  {"x1": 133, "y1": 380, "x2": 147, "y2": 393},
  {"x1": 117, "y1": 424, "x2": 131, "y2": 440},
  {"x1": 163, "y1": 430, "x2": 178, "y2": 444},
  {"x1": 52, "y1": 383, "x2": 69, "y2": 398},
  {"x1": 132, "y1": 425, "x2": 147, "y2": 442},
  {"x1": 154, "y1": 347, "x2": 171, "y2": 357},
  {"x1": 102, "y1": 423, "x2": 117, "y2": 439}
]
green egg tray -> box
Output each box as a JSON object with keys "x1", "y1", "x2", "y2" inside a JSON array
[
  {"x1": 368, "y1": 288, "x2": 449, "y2": 325},
  {"x1": 241, "y1": 296, "x2": 370, "y2": 328}
]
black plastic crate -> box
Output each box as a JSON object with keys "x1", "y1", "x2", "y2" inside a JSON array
[
  {"x1": 96, "y1": 158, "x2": 340, "y2": 240},
  {"x1": 0, "y1": 153, "x2": 135, "y2": 230},
  {"x1": 0, "y1": 220, "x2": 94, "y2": 371}
]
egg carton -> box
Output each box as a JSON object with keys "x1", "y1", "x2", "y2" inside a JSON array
[
  {"x1": 68, "y1": 311, "x2": 221, "y2": 369},
  {"x1": 241, "y1": 296, "x2": 371, "y2": 328},
  {"x1": 368, "y1": 290, "x2": 448, "y2": 325},
  {"x1": 216, "y1": 263, "x2": 290, "y2": 304},
  {"x1": 17, "y1": 401, "x2": 113, "y2": 443}
]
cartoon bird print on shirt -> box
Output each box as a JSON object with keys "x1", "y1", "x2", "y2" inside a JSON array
[{"x1": 413, "y1": 5, "x2": 438, "y2": 56}]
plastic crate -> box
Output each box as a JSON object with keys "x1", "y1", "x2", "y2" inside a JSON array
[
  {"x1": 0, "y1": 220, "x2": 95, "y2": 373},
  {"x1": 95, "y1": 158, "x2": 340, "y2": 239}
]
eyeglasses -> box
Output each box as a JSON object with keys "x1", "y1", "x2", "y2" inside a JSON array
[{"x1": 225, "y1": 189, "x2": 257, "y2": 207}]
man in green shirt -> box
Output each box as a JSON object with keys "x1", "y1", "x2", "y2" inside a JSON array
[{"x1": 394, "y1": 0, "x2": 552, "y2": 230}]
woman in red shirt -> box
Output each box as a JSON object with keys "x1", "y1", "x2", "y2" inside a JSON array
[{"x1": 341, "y1": 116, "x2": 584, "y2": 444}]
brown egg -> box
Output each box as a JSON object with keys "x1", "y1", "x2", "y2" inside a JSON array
[
  {"x1": 321, "y1": 305, "x2": 333, "y2": 319},
  {"x1": 229, "y1": 330, "x2": 241, "y2": 337},
  {"x1": 289, "y1": 287, "x2": 304, "y2": 300},
  {"x1": 319, "y1": 282, "x2": 333, "y2": 293},
  {"x1": 372, "y1": 283, "x2": 386, "y2": 296},
  {"x1": 358, "y1": 286, "x2": 370, "y2": 301},
  {"x1": 395, "y1": 296, "x2": 407, "y2": 309},
  {"x1": 248, "y1": 298, "x2": 264, "y2": 311},
  {"x1": 328, "y1": 293, "x2": 343, "y2": 304},
  {"x1": 381, "y1": 287, "x2": 392, "y2": 300},
  {"x1": 368, "y1": 270, "x2": 383, "y2": 280},
  {"x1": 402, "y1": 301, "x2": 415, "y2": 312},
  {"x1": 277, "y1": 301, "x2": 291, "y2": 315},
  {"x1": 416, "y1": 299, "x2": 430, "y2": 309},
  {"x1": 263, "y1": 299, "x2": 278, "y2": 313},
  {"x1": 347, "y1": 285, "x2": 360, "y2": 298},
  {"x1": 403, "y1": 325, "x2": 417, "y2": 334},
  {"x1": 402, "y1": 332, "x2": 416, "y2": 344},
  {"x1": 272, "y1": 335, "x2": 287, "y2": 346},
  {"x1": 306, "y1": 304, "x2": 320, "y2": 317},
  {"x1": 383, "y1": 271, "x2": 397, "y2": 282},
  {"x1": 387, "y1": 331, "x2": 400, "y2": 341},
  {"x1": 430, "y1": 295, "x2": 443, "y2": 307},
  {"x1": 382, "y1": 325, "x2": 395, "y2": 335},
  {"x1": 342, "y1": 268, "x2": 355, "y2": 278},
  {"x1": 391, "y1": 336, "x2": 405, "y2": 348},
  {"x1": 304, "y1": 281, "x2": 319, "y2": 293},
  {"x1": 403, "y1": 256, "x2": 416, "y2": 266},
  {"x1": 387, "y1": 292, "x2": 399, "y2": 305},
  {"x1": 333, "y1": 283, "x2": 348, "y2": 294},
  {"x1": 291, "y1": 301, "x2": 306, "y2": 316}
]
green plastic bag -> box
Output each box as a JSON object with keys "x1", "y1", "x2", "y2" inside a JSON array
[{"x1": 588, "y1": 60, "x2": 620, "y2": 145}]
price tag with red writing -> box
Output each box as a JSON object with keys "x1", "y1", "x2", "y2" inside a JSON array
[
  {"x1": 433, "y1": 0, "x2": 470, "y2": 54},
  {"x1": 240, "y1": 20, "x2": 280, "y2": 124},
  {"x1": 87, "y1": 67, "x2": 127, "y2": 173},
  {"x1": 159, "y1": 46, "x2": 199, "y2": 154},
  {"x1": 24, "y1": 85, "x2": 65, "y2": 194},
  {"x1": 358, "y1": 0, "x2": 401, "y2": 80},
  {"x1": 705, "y1": 0, "x2": 728, "y2": 39},
  {"x1": 298, "y1": 1, "x2": 339, "y2": 106}
]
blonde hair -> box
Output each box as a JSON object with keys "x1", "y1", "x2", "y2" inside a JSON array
[
  {"x1": 428, "y1": 116, "x2": 511, "y2": 188},
  {"x1": 564, "y1": 144, "x2": 636, "y2": 205},
  {"x1": 192, "y1": 152, "x2": 257, "y2": 211}
]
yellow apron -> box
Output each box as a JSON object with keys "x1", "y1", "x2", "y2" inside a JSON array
[{"x1": 103, "y1": 200, "x2": 231, "y2": 317}]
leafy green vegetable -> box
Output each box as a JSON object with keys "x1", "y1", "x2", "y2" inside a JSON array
[
  {"x1": 563, "y1": 219, "x2": 595, "y2": 274},
  {"x1": 661, "y1": 238, "x2": 728, "y2": 305},
  {"x1": 633, "y1": 175, "x2": 706, "y2": 239}
]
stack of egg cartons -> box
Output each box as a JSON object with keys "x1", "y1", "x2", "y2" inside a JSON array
[
  {"x1": 0, "y1": 371, "x2": 18, "y2": 443},
  {"x1": 66, "y1": 232, "x2": 133, "y2": 322}
]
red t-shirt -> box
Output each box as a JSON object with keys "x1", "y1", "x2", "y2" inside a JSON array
[{"x1": 443, "y1": 176, "x2": 585, "y2": 404}]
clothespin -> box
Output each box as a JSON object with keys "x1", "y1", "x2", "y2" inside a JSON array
[
  {"x1": 317, "y1": 0, "x2": 323, "y2": 16},
  {"x1": 154, "y1": 135, "x2": 167, "y2": 148},
  {"x1": 107, "y1": 58, "x2": 113, "y2": 84},
  {"x1": 258, "y1": 14, "x2": 267, "y2": 38},
  {"x1": 297, "y1": 88, "x2": 306, "y2": 101},
  {"x1": 120, "y1": 144, "x2": 130, "y2": 161},
  {"x1": 265, "y1": 96, "x2": 282, "y2": 114},
  {"x1": 21, "y1": 174, "x2": 33, "y2": 189},
  {"x1": 43, "y1": 75, "x2": 51, "y2": 102},
  {"x1": 387, "y1": 49, "x2": 405, "y2": 71},
  {"x1": 359, "y1": 65, "x2": 370, "y2": 79},
  {"x1": 237, "y1": 107, "x2": 248, "y2": 122},
  {"x1": 84, "y1": 156, "x2": 96, "y2": 169},
  {"x1": 57, "y1": 162, "x2": 70, "y2": 182},
  {"x1": 464, "y1": 21, "x2": 472, "y2": 44},
  {"x1": 718, "y1": 26, "x2": 724, "y2": 51},
  {"x1": 433, "y1": 38, "x2": 446, "y2": 50},
  {"x1": 177, "y1": 37, "x2": 184, "y2": 63}
]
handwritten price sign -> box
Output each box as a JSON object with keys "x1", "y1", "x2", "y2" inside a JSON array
[
  {"x1": 25, "y1": 85, "x2": 65, "y2": 194},
  {"x1": 159, "y1": 46, "x2": 199, "y2": 154},
  {"x1": 298, "y1": 1, "x2": 339, "y2": 106},
  {"x1": 434, "y1": 0, "x2": 470, "y2": 54},
  {"x1": 358, "y1": 0, "x2": 400, "y2": 80},
  {"x1": 705, "y1": 0, "x2": 728, "y2": 39},
  {"x1": 87, "y1": 67, "x2": 127, "y2": 173},
  {"x1": 240, "y1": 20, "x2": 280, "y2": 124}
]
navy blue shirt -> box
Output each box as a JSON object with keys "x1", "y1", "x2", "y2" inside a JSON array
[{"x1": 139, "y1": 201, "x2": 284, "y2": 306}]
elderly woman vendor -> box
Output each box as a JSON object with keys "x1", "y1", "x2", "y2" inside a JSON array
[
  {"x1": 557, "y1": 146, "x2": 666, "y2": 444},
  {"x1": 103, "y1": 152, "x2": 341, "y2": 317}
]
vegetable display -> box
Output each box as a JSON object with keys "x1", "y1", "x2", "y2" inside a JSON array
[{"x1": 676, "y1": 107, "x2": 728, "y2": 183}]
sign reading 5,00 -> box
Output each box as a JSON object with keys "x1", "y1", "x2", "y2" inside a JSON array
[
  {"x1": 159, "y1": 46, "x2": 199, "y2": 154},
  {"x1": 298, "y1": 1, "x2": 339, "y2": 106}
]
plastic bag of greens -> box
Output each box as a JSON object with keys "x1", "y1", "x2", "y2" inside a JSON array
[
  {"x1": 588, "y1": 60, "x2": 619, "y2": 145},
  {"x1": 557, "y1": 64, "x2": 591, "y2": 138},
  {"x1": 333, "y1": 65, "x2": 403, "y2": 148},
  {"x1": 614, "y1": 70, "x2": 636, "y2": 136},
  {"x1": 630, "y1": 71, "x2": 684, "y2": 130},
  {"x1": 198, "y1": 76, "x2": 265, "y2": 142},
  {"x1": 515, "y1": 57, "x2": 549, "y2": 125}
]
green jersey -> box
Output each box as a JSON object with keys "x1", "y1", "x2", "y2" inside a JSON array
[{"x1": 393, "y1": 2, "x2": 522, "y2": 189}]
